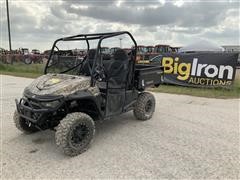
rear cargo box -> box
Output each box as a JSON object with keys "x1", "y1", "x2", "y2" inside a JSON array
[{"x1": 135, "y1": 65, "x2": 163, "y2": 90}]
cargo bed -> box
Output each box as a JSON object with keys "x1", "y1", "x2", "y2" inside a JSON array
[{"x1": 134, "y1": 64, "x2": 164, "y2": 90}]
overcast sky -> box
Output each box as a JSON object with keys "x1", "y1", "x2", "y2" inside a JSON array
[{"x1": 0, "y1": 0, "x2": 239, "y2": 51}]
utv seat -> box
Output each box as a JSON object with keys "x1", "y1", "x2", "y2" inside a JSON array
[
  {"x1": 97, "y1": 54, "x2": 112, "y2": 90},
  {"x1": 98, "y1": 49, "x2": 129, "y2": 90},
  {"x1": 106, "y1": 49, "x2": 129, "y2": 89},
  {"x1": 81, "y1": 49, "x2": 96, "y2": 76},
  {"x1": 102, "y1": 53, "x2": 112, "y2": 73}
]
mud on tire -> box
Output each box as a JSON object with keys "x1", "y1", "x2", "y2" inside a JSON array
[
  {"x1": 55, "y1": 112, "x2": 95, "y2": 156},
  {"x1": 133, "y1": 92, "x2": 156, "y2": 121},
  {"x1": 13, "y1": 110, "x2": 39, "y2": 134}
]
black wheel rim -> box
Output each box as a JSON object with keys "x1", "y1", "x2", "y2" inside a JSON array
[
  {"x1": 70, "y1": 124, "x2": 90, "y2": 148},
  {"x1": 145, "y1": 100, "x2": 153, "y2": 113}
]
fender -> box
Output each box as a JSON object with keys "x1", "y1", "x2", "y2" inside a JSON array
[{"x1": 67, "y1": 90, "x2": 104, "y2": 120}]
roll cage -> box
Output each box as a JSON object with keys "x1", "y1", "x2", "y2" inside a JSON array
[{"x1": 44, "y1": 31, "x2": 137, "y2": 87}]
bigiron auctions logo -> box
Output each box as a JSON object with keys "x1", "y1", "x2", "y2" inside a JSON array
[{"x1": 162, "y1": 57, "x2": 234, "y2": 86}]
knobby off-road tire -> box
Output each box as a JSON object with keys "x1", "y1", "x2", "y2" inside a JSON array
[
  {"x1": 133, "y1": 92, "x2": 156, "y2": 121},
  {"x1": 55, "y1": 112, "x2": 95, "y2": 156},
  {"x1": 13, "y1": 110, "x2": 39, "y2": 134}
]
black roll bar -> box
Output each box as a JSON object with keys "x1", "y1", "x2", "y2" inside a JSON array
[{"x1": 44, "y1": 31, "x2": 137, "y2": 87}]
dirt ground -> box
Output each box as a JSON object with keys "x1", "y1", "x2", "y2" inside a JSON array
[{"x1": 0, "y1": 75, "x2": 239, "y2": 179}]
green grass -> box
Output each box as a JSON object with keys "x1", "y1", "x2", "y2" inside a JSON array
[
  {"x1": 152, "y1": 69, "x2": 240, "y2": 99},
  {"x1": 151, "y1": 79, "x2": 240, "y2": 99},
  {"x1": 0, "y1": 62, "x2": 239, "y2": 98},
  {"x1": 0, "y1": 63, "x2": 44, "y2": 78}
]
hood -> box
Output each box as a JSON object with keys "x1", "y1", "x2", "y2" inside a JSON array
[{"x1": 24, "y1": 74, "x2": 93, "y2": 96}]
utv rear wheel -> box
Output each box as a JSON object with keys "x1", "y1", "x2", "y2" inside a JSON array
[
  {"x1": 13, "y1": 110, "x2": 39, "y2": 134},
  {"x1": 133, "y1": 92, "x2": 155, "y2": 121},
  {"x1": 55, "y1": 112, "x2": 95, "y2": 156}
]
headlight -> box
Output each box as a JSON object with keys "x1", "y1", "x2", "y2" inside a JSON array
[{"x1": 41, "y1": 100, "x2": 60, "y2": 108}]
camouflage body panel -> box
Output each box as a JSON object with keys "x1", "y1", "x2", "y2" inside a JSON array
[{"x1": 24, "y1": 74, "x2": 100, "y2": 97}]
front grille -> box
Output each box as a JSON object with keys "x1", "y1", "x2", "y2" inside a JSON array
[
  {"x1": 19, "y1": 98, "x2": 44, "y2": 123},
  {"x1": 29, "y1": 99, "x2": 42, "y2": 109},
  {"x1": 22, "y1": 97, "x2": 42, "y2": 109}
]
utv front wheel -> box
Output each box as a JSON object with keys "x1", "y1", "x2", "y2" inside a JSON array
[
  {"x1": 55, "y1": 112, "x2": 95, "y2": 156},
  {"x1": 13, "y1": 110, "x2": 39, "y2": 134},
  {"x1": 133, "y1": 92, "x2": 156, "y2": 121}
]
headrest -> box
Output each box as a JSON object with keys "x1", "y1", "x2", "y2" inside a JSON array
[
  {"x1": 88, "y1": 49, "x2": 96, "y2": 59},
  {"x1": 113, "y1": 49, "x2": 128, "y2": 61}
]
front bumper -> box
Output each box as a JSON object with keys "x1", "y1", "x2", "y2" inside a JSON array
[{"x1": 15, "y1": 95, "x2": 64, "y2": 124}]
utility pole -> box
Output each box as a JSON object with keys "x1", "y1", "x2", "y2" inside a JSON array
[
  {"x1": 119, "y1": 37, "x2": 122, "y2": 48},
  {"x1": 6, "y1": 0, "x2": 12, "y2": 51}
]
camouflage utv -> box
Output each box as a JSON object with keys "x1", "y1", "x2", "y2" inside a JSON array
[{"x1": 14, "y1": 31, "x2": 163, "y2": 156}]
